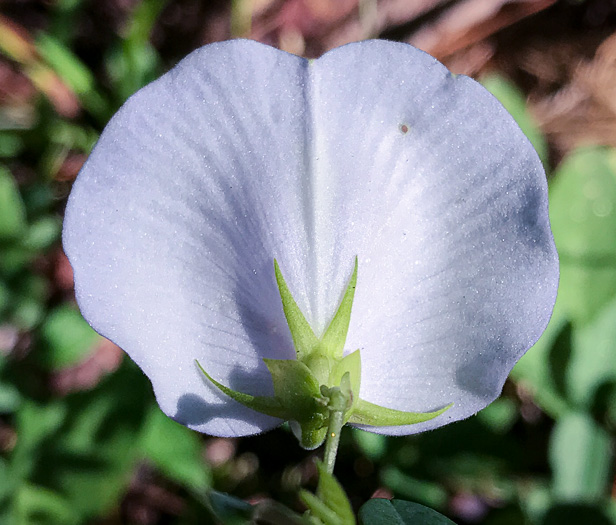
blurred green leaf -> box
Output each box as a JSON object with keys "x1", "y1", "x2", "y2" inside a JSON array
[
  {"x1": 12, "y1": 400, "x2": 68, "y2": 480},
  {"x1": 106, "y1": 0, "x2": 167, "y2": 101},
  {"x1": 0, "y1": 246, "x2": 33, "y2": 276},
  {"x1": 24, "y1": 363, "x2": 152, "y2": 519},
  {"x1": 0, "y1": 457, "x2": 15, "y2": 502},
  {"x1": 20, "y1": 216, "x2": 61, "y2": 251},
  {"x1": 0, "y1": 166, "x2": 26, "y2": 240},
  {"x1": 0, "y1": 132, "x2": 24, "y2": 157},
  {"x1": 520, "y1": 482, "x2": 553, "y2": 525},
  {"x1": 514, "y1": 291, "x2": 616, "y2": 418},
  {"x1": 141, "y1": 406, "x2": 211, "y2": 490},
  {"x1": 512, "y1": 296, "x2": 572, "y2": 419},
  {"x1": 38, "y1": 305, "x2": 98, "y2": 369},
  {"x1": 380, "y1": 467, "x2": 447, "y2": 509},
  {"x1": 515, "y1": 146, "x2": 616, "y2": 417},
  {"x1": 353, "y1": 429, "x2": 388, "y2": 461},
  {"x1": 0, "y1": 350, "x2": 22, "y2": 411},
  {"x1": 549, "y1": 146, "x2": 616, "y2": 326},
  {"x1": 12, "y1": 297, "x2": 45, "y2": 330},
  {"x1": 0, "y1": 381, "x2": 21, "y2": 413},
  {"x1": 21, "y1": 184, "x2": 56, "y2": 218},
  {"x1": 567, "y1": 295, "x2": 616, "y2": 409},
  {"x1": 542, "y1": 503, "x2": 613, "y2": 525},
  {"x1": 358, "y1": 499, "x2": 456, "y2": 525},
  {"x1": 35, "y1": 33, "x2": 94, "y2": 95},
  {"x1": 35, "y1": 33, "x2": 108, "y2": 119},
  {"x1": 476, "y1": 398, "x2": 518, "y2": 433},
  {"x1": 252, "y1": 499, "x2": 313, "y2": 524},
  {"x1": 549, "y1": 412, "x2": 612, "y2": 502},
  {"x1": 481, "y1": 74, "x2": 548, "y2": 168},
  {"x1": 14, "y1": 484, "x2": 79, "y2": 525},
  {"x1": 300, "y1": 461, "x2": 355, "y2": 525},
  {"x1": 0, "y1": 280, "x2": 10, "y2": 316},
  {"x1": 206, "y1": 490, "x2": 253, "y2": 525}
]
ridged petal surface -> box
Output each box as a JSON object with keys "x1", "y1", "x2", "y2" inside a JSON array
[{"x1": 63, "y1": 39, "x2": 558, "y2": 437}]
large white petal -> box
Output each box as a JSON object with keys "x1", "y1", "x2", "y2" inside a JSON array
[
  {"x1": 306, "y1": 41, "x2": 559, "y2": 434},
  {"x1": 64, "y1": 41, "x2": 314, "y2": 436},
  {"x1": 64, "y1": 39, "x2": 558, "y2": 438}
]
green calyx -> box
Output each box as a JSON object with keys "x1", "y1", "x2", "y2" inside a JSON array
[{"x1": 197, "y1": 257, "x2": 452, "y2": 450}]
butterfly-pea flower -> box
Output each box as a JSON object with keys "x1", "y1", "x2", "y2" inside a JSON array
[{"x1": 63, "y1": 39, "x2": 558, "y2": 449}]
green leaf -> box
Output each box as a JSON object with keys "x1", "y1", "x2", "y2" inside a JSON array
[
  {"x1": 300, "y1": 490, "x2": 341, "y2": 525},
  {"x1": 0, "y1": 456, "x2": 15, "y2": 502},
  {"x1": 0, "y1": 279, "x2": 9, "y2": 316},
  {"x1": 12, "y1": 296, "x2": 45, "y2": 330},
  {"x1": 0, "y1": 132, "x2": 24, "y2": 157},
  {"x1": 358, "y1": 499, "x2": 456, "y2": 525},
  {"x1": 0, "y1": 377, "x2": 21, "y2": 413},
  {"x1": 0, "y1": 246, "x2": 32, "y2": 275},
  {"x1": 566, "y1": 295, "x2": 616, "y2": 409},
  {"x1": 14, "y1": 484, "x2": 80, "y2": 525},
  {"x1": 349, "y1": 399, "x2": 452, "y2": 427},
  {"x1": 549, "y1": 411, "x2": 612, "y2": 502},
  {"x1": 0, "y1": 166, "x2": 26, "y2": 240},
  {"x1": 105, "y1": 0, "x2": 166, "y2": 102},
  {"x1": 481, "y1": 74, "x2": 548, "y2": 167},
  {"x1": 513, "y1": 292, "x2": 616, "y2": 418},
  {"x1": 23, "y1": 363, "x2": 152, "y2": 518},
  {"x1": 20, "y1": 217, "x2": 61, "y2": 251},
  {"x1": 12, "y1": 399, "x2": 68, "y2": 480},
  {"x1": 315, "y1": 461, "x2": 355, "y2": 525},
  {"x1": 140, "y1": 407, "x2": 210, "y2": 490},
  {"x1": 511, "y1": 302, "x2": 572, "y2": 419},
  {"x1": 379, "y1": 469, "x2": 448, "y2": 509},
  {"x1": 274, "y1": 259, "x2": 320, "y2": 359},
  {"x1": 38, "y1": 305, "x2": 99, "y2": 369},
  {"x1": 206, "y1": 490, "x2": 253, "y2": 525},
  {"x1": 542, "y1": 503, "x2": 613, "y2": 525},
  {"x1": 300, "y1": 463, "x2": 355, "y2": 525},
  {"x1": 549, "y1": 147, "x2": 616, "y2": 326},
  {"x1": 35, "y1": 33, "x2": 108, "y2": 118},
  {"x1": 252, "y1": 499, "x2": 314, "y2": 524},
  {"x1": 35, "y1": 33, "x2": 94, "y2": 95},
  {"x1": 321, "y1": 257, "x2": 358, "y2": 358},
  {"x1": 352, "y1": 429, "x2": 388, "y2": 461},
  {"x1": 476, "y1": 397, "x2": 518, "y2": 433}
]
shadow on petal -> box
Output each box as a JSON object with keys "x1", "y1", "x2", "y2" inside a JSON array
[
  {"x1": 455, "y1": 347, "x2": 507, "y2": 401},
  {"x1": 231, "y1": 257, "x2": 296, "y2": 364},
  {"x1": 174, "y1": 393, "x2": 231, "y2": 427},
  {"x1": 174, "y1": 363, "x2": 281, "y2": 429}
]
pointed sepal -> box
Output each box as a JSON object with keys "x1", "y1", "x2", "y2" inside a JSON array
[
  {"x1": 348, "y1": 399, "x2": 453, "y2": 427},
  {"x1": 320, "y1": 257, "x2": 358, "y2": 359},
  {"x1": 196, "y1": 360, "x2": 287, "y2": 419},
  {"x1": 274, "y1": 260, "x2": 320, "y2": 359}
]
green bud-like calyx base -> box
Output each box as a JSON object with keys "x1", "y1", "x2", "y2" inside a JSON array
[{"x1": 197, "y1": 257, "x2": 452, "y2": 449}]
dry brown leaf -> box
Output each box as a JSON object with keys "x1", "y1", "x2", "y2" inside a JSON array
[{"x1": 532, "y1": 32, "x2": 616, "y2": 153}]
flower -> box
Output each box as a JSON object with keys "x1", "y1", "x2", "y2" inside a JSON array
[{"x1": 63, "y1": 39, "x2": 559, "y2": 443}]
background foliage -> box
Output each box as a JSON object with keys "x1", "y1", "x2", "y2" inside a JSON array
[{"x1": 0, "y1": 0, "x2": 615, "y2": 523}]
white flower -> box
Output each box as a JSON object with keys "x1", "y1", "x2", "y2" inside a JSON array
[{"x1": 63, "y1": 39, "x2": 559, "y2": 442}]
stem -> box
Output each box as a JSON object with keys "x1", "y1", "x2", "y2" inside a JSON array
[{"x1": 322, "y1": 388, "x2": 347, "y2": 476}]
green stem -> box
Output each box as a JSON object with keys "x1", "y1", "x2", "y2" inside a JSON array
[{"x1": 322, "y1": 388, "x2": 347, "y2": 476}]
